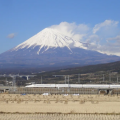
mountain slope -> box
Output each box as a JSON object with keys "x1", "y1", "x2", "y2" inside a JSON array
[
  {"x1": 12, "y1": 28, "x2": 87, "y2": 54},
  {"x1": 0, "y1": 28, "x2": 120, "y2": 69}
]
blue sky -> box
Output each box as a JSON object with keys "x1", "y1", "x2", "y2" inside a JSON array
[{"x1": 0, "y1": 0, "x2": 120, "y2": 55}]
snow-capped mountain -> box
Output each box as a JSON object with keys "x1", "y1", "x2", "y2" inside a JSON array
[
  {"x1": 0, "y1": 28, "x2": 120, "y2": 70},
  {"x1": 12, "y1": 28, "x2": 87, "y2": 54}
]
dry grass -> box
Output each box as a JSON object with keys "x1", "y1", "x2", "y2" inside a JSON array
[
  {"x1": 0, "y1": 113, "x2": 120, "y2": 120},
  {"x1": 0, "y1": 94, "x2": 120, "y2": 114}
]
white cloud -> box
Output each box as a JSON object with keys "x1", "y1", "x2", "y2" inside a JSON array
[
  {"x1": 93, "y1": 20, "x2": 119, "y2": 34},
  {"x1": 7, "y1": 33, "x2": 16, "y2": 38},
  {"x1": 90, "y1": 20, "x2": 120, "y2": 56},
  {"x1": 50, "y1": 20, "x2": 120, "y2": 56},
  {"x1": 102, "y1": 35, "x2": 120, "y2": 56},
  {"x1": 96, "y1": 44, "x2": 120, "y2": 56},
  {"x1": 50, "y1": 22, "x2": 89, "y2": 42},
  {"x1": 107, "y1": 35, "x2": 120, "y2": 41},
  {"x1": 86, "y1": 34, "x2": 100, "y2": 43}
]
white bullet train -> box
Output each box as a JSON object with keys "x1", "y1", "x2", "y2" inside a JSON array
[{"x1": 25, "y1": 84, "x2": 120, "y2": 89}]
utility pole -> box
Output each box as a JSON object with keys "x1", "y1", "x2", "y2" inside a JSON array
[
  {"x1": 41, "y1": 76, "x2": 42, "y2": 84},
  {"x1": 103, "y1": 74, "x2": 104, "y2": 82},
  {"x1": 65, "y1": 76, "x2": 66, "y2": 84},
  {"x1": 53, "y1": 75, "x2": 67, "y2": 84},
  {"x1": 117, "y1": 75, "x2": 119, "y2": 83},
  {"x1": 68, "y1": 75, "x2": 69, "y2": 84},
  {"x1": 5, "y1": 78, "x2": 7, "y2": 86},
  {"x1": 109, "y1": 73, "x2": 111, "y2": 83},
  {"x1": 78, "y1": 74, "x2": 80, "y2": 83},
  {"x1": 12, "y1": 76, "x2": 16, "y2": 92}
]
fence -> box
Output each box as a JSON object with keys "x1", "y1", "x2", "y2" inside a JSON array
[{"x1": 8, "y1": 87, "x2": 98, "y2": 94}]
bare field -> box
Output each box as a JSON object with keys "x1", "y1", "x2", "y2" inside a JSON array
[
  {"x1": 0, "y1": 94, "x2": 120, "y2": 120},
  {"x1": 0, "y1": 113, "x2": 120, "y2": 120},
  {"x1": 0, "y1": 94, "x2": 120, "y2": 114}
]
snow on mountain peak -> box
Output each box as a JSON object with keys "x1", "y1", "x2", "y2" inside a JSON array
[{"x1": 13, "y1": 28, "x2": 87, "y2": 54}]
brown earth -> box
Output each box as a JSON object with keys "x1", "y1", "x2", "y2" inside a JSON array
[{"x1": 0, "y1": 94, "x2": 120, "y2": 113}]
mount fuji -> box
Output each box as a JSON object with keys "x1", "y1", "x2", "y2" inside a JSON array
[{"x1": 0, "y1": 28, "x2": 120, "y2": 70}]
